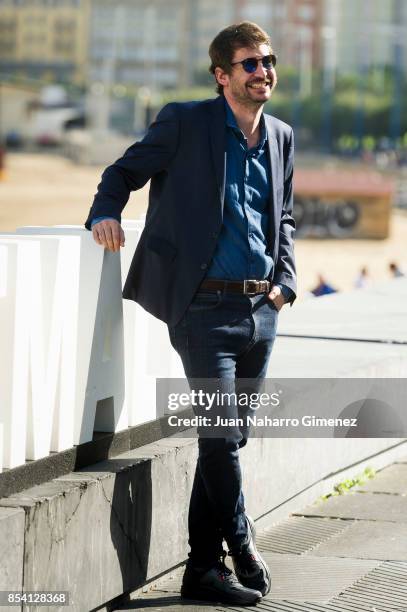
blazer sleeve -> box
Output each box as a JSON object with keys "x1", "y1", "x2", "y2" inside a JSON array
[
  {"x1": 84, "y1": 103, "x2": 179, "y2": 230},
  {"x1": 273, "y1": 128, "x2": 297, "y2": 303}
]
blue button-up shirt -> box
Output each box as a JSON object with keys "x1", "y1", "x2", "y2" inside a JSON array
[{"x1": 207, "y1": 99, "x2": 273, "y2": 281}]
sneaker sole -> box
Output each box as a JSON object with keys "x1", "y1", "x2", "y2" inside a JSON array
[
  {"x1": 181, "y1": 585, "x2": 261, "y2": 606},
  {"x1": 243, "y1": 516, "x2": 271, "y2": 597}
]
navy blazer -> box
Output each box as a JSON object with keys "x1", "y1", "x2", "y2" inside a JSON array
[{"x1": 85, "y1": 95, "x2": 296, "y2": 326}]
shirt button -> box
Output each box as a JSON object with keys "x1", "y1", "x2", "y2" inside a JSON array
[{"x1": 200, "y1": 263, "x2": 208, "y2": 270}]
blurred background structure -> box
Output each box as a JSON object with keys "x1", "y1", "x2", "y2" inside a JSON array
[
  {"x1": 1, "y1": 0, "x2": 407, "y2": 295},
  {"x1": 2, "y1": 0, "x2": 407, "y2": 147}
]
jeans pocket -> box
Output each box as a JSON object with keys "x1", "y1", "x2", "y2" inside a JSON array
[{"x1": 188, "y1": 290, "x2": 223, "y2": 312}]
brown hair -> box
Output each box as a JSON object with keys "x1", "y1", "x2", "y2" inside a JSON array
[{"x1": 208, "y1": 21, "x2": 272, "y2": 95}]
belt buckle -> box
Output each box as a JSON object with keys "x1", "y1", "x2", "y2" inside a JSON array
[{"x1": 243, "y1": 279, "x2": 258, "y2": 295}]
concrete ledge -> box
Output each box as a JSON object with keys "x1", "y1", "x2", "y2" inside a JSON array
[
  {"x1": 0, "y1": 506, "x2": 25, "y2": 603},
  {"x1": 1, "y1": 433, "x2": 406, "y2": 611},
  {"x1": 0, "y1": 414, "x2": 187, "y2": 499},
  {"x1": 0, "y1": 438, "x2": 196, "y2": 611}
]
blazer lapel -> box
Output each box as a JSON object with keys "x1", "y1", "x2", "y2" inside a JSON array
[{"x1": 208, "y1": 97, "x2": 227, "y2": 216}]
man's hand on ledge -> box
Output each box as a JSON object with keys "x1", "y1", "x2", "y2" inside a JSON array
[
  {"x1": 92, "y1": 219, "x2": 125, "y2": 252},
  {"x1": 267, "y1": 285, "x2": 286, "y2": 312}
]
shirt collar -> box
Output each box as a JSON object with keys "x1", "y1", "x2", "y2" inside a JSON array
[{"x1": 224, "y1": 97, "x2": 268, "y2": 148}]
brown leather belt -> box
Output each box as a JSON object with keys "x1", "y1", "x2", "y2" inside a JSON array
[{"x1": 199, "y1": 278, "x2": 271, "y2": 296}]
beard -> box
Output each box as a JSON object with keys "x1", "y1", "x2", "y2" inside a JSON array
[{"x1": 229, "y1": 75, "x2": 277, "y2": 110}]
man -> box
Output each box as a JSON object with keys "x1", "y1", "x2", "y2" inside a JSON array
[{"x1": 85, "y1": 22, "x2": 296, "y2": 606}]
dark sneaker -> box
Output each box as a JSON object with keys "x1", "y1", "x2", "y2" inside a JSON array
[
  {"x1": 181, "y1": 555, "x2": 262, "y2": 605},
  {"x1": 229, "y1": 515, "x2": 271, "y2": 596}
]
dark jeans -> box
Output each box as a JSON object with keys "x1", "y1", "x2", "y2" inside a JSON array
[{"x1": 168, "y1": 290, "x2": 278, "y2": 570}]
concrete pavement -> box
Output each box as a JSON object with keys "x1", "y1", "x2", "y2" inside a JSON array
[{"x1": 116, "y1": 455, "x2": 407, "y2": 611}]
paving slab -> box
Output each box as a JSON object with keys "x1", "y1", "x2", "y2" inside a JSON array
[
  {"x1": 257, "y1": 516, "x2": 352, "y2": 555},
  {"x1": 116, "y1": 594, "x2": 226, "y2": 612},
  {"x1": 296, "y1": 491, "x2": 407, "y2": 522},
  {"x1": 353, "y1": 463, "x2": 407, "y2": 494},
  {"x1": 308, "y1": 520, "x2": 407, "y2": 561},
  {"x1": 328, "y1": 561, "x2": 407, "y2": 612},
  {"x1": 277, "y1": 278, "x2": 407, "y2": 344}
]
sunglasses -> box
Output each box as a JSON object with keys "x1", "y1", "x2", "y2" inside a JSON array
[{"x1": 231, "y1": 54, "x2": 277, "y2": 73}]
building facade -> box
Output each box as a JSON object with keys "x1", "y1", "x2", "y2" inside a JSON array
[
  {"x1": 1, "y1": 0, "x2": 407, "y2": 92},
  {"x1": 0, "y1": 0, "x2": 89, "y2": 85},
  {"x1": 323, "y1": 0, "x2": 407, "y2": 77},
  {"x1": 88, "y1": 0, "x2": 190, "y2": 90}
]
